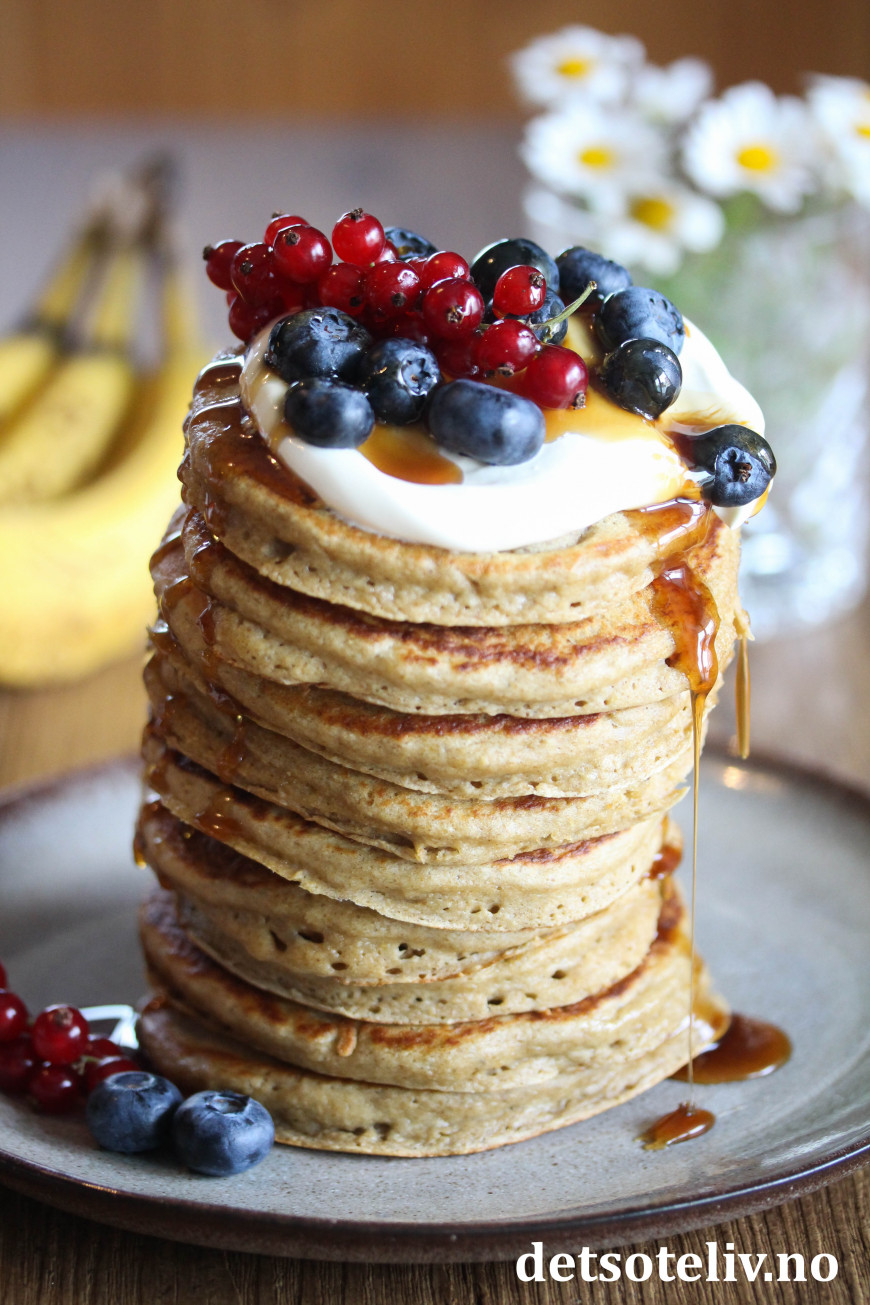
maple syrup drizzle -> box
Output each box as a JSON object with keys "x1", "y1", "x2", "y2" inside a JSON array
[
  {"x1": 194, "y1": 789, "x2": 245, "y2": 844},
  {"x1": 359, "y1": 425, "x2": 462, "y2": 485},
  {"x1": 672, "y1": 1013, "x2": 792, "y2": 1084},
  {"x1": 735, "y1": 632, "x2": 751, "y2": 760},
  {"x1": 639, "y1": 1102, "x2": 716, "y2": 1150},
  {"x1": 648, "y1": 840, "x2": 682, "y2": 880},
  {"x1": 216, "y1": 715, "x2": 247, "y2": 784}
]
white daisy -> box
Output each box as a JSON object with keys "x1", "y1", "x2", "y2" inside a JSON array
[
  {"x1": 520, "y1": 105, "x2": 667, "y2": 207},
  {"x1": 600, "y1": 184, "x2": 726, "y2": 276},
  {"x1": 682, "y1": 81, "x2": 817, "y2": 213},
  {"x1": 511, "y1": 25, "x2": 645, "y2": 108},
  {"x1": 631, "y1": 57, "x2": 714, "y2": 125},
  {"x1": 806, "y1": 75, "x2": 870, "y2": 206}
]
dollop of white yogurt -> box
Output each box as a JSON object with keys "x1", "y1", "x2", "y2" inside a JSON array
[{"x1": 239, "y1": 318, "x2": 765, "y2": 552}]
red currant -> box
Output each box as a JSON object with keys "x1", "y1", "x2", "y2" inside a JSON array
[
  {"x1": 376, "y1": 240, "x2": 399, "y2": 264},
  {"x1": 29, "y1": 1063, "x2": 82, "y2": 1114},
  {"x1": 0, "y1": 991, "x2": 28, "y2": 1043},
  {"x1": 473, "y1": 320, "x2": 539, "y2": 376},
  {"x1": 279, "y1": 282, "x2": 308, "y2": 314},
  {"x1": 421, "y1": 278, "x2": 485, "y2": 340},
  {"x1": 264, "y1": 212, "x2": 307, "y2": 246},
  {"x1": 230, "y1": 242, "x2": 279, "y2": 307},
  {"x1": 436, "y1": 337, "x2": 480, "y2": 379},
  {"x1": 517, "y1": 344, "x2": 588, "y2": 409},
  {"x1": 0, "y1": 962, "x2": 6, "y2": 987},
  {"x1": 382, "y1": 308, "x2": 428, "y2": 342},
  {"x1": 31, "y1": 1005, "x2": 89, "y2": 1066},
  {"x1": 364, "y1": 263, "x2": 421, "y2": 318},
  {"x1": 84, "y1": 1055, "x2": 140, "y2": 1092},
  {"x1": 83, "y1": 1037, "x2": 123, "y2": 1059},
  {"x1": 492, "y1": 265, "x2": 547, "y2": 318},
  {"x1": 227, "y1": 294, "x2": 283, "y2": 342},
  {"x1": 0, "y1": 1036, "x2": 37, "y2": 1093},
  {"x1": 418, "y1": 251, "x2": 469, "y2": 290},
  {"x1": 203, "y1": 240, "x2": 244, "y2": 291},
  {"x1": 331, "y1": 209, "x2": 386, "y2": 266},
  {"x1": 273, "y1": 225, "x2": 333, "y2": 283},
  {"x1": 318, "y1": 263, "x2": 366, "y2": 316}
]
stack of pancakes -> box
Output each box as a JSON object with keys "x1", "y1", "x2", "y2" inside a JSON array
[{"x1": 136, "y1": 352, "x2": 735, "y2": 1156}]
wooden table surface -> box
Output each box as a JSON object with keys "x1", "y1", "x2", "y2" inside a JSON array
[{"x1": 1, "y1": 122, "x2": 869, "y2": 1302}]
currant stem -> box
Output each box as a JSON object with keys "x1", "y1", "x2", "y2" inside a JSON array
[{"x1": 537, "y1": 280, "x2": 597, "y2": 343}]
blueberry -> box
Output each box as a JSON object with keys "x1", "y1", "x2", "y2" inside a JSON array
[
  {"x1": 426, "y1": 379, "x2": 545, "y2": 466},
  {"x1": 356, "y1": 338, "x2": 441, "y2": 425},
  {"x1": 384, "y1": 226, "x2": 438, "y2": 260},
  {"x1": 596, "y1": 286, "x2": 685, "y2": 355},
  {"x1": 599, "y1": 339, "x2": 683, "y2": 420},
  {"x1": 172, "y1": 1090, "x2": 275, "y2": 1177},
  {"x1": 486, "y1": 288, "x2": 569, "y2": 345},
  {"x1": 470, "y1": 238, "x2": 559, "y2": 302},
  {"x1": 265, "y1": 309, "x2": 372, "y2": 384},
  {"x1": 86, "y1": 1071, "x2": 182, "y2": 1153},
  {"x1": 556, "y1": 247, "x2": 632, "y2": 305},
  {"x1": 683, "y1": 425, "x2": 776, "y2": 507},
  {"x1": 285, "y1": 377, "x2": 375, "y2": 448}
]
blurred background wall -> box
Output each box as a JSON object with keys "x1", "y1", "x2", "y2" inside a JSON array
[{"x1": 1, "y1": 0, "x2": 868, "y2": 120}]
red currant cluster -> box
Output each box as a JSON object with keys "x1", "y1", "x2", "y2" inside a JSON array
[
  {"x1": 0, "y1": 961, "x2": 138, "y2": 1114},
  {"x1": 204, "y1": 209, "x2": 589, "y2": 411}
]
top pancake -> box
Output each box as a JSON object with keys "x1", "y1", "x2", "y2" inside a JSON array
[{"x1": 180, "y1": 353, "x2": 721, "y2": 627}]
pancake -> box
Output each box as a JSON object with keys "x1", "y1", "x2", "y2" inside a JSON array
[
  {"x1": 140, "y1": 888, "x2": 727, "y2": 1094},
  {"x1": 180, "y1": 355, "x2": 722, "y2": 627},
  {"x1": 144, "y1": 656, "x2": 693, "y2": 863},
  {"x1": 154, "y1": 506, "x2": 741, "y2": 719},
  {"x1": 142, "y1": 737, "x2": 675, "y2": 930},
  {"x1": 139, "y1": 998, "x2": 719, "y2": 1157},
  {"x1": 137, "y1": 803, "x2": 667, "y2": 1022}
]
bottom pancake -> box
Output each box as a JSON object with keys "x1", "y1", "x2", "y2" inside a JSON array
[{"x1": 139, "y1": 997, "x2": 722, "y2": 1158}]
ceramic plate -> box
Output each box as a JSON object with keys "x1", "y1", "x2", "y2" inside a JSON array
[{"x1": 0, "y1": 752, "x2": 868, "y2": 1262}]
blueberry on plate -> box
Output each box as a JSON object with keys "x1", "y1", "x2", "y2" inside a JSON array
[
  {"x1": 266, "y1": 308, "x2": 372, "y2": 384},
  {"x1": 470, "y1": 238, "x2": 559, "y2": 302},
  {"x1": 86, "y1": 1071, "x2": 182, "y2": 1153},
  {"x1": 599, "y1": 339, "x2": 683, "y2": 420},
  {"x1": 384, "y1": 226, "x2": 438, "y2": 260},
  {"x1": 172, "y1": 1090, "x2": 275, "y2": 1177},
  {"x1": 284, "y1": 377, "x2": 375, "y2": 448},
  {"x1": 556, "y1": 246, "x2": 632, "y2": 305},
  {"x1": 683, "y1": 425, "x2": 776, "y2": 507},
  {"x1": 426, "y1": 379, "x2": 545, "y2": 466},
  {"x1": 356, "y1": 337, "x2": 441, "y2": 424},
  {"x1": 596, "y1": 286, "x2": 685, "y2": 355}
]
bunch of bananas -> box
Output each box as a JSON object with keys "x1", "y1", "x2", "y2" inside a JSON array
[{"x1": 0, "y1": 163, "x2": 208, "y2": 685}]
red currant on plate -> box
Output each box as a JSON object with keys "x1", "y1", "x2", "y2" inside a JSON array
[
  {"x1": 0, "y1": 961, "x2": 6, "y2": 987},
  {"x1": 31, "y1": 1004, "x2": 89, "y2": 1066},
  {"x1": 492, "y1": 265, "x2": 547, "y2": 318},
  {"x1": 418, "y1": 251, "x2": 469, "y2": 290},
  {"x1": 273, "y1": 225, "x2": 333, "y2": 284},
  {"x1": 0, "y1": 1036, "x2": 37, "y2": 1093},
  {"x1": 84, "y1": 1056, "x2": 140, "y2": 1092},
  {"x1": 202, "y1": 239, "x2": 244, "y2": 291},
  {"x1": 318, "y1": 263, "x2": 367, "y2": 316},
  {"x1": 332, "y1": 209, "x2": 386, "y2": 267},
  {"x1": 364, "y1": 263, "x2": 421, "y2": 318},
  {"x1": 230, "y1": 242, "x2": 279, "y2": 307},
  {"x1": 83, "y1": 1037, "x2": 124, "y2": 1059},
  {"x1": 264, "y1": 212, "x2": 307, "y2": 246},
  {"x1": 29, "y1": 1063, "x2": 82, "y2": 1114},
  {"x1": 421, "y1": 278, "x2": 485, "y2": 340},
  {"x1": 227, "y1": 294, "x2": 283, "y2": 342},
  {"x1": 436, "y1": 337, "x2": 480, "y2": 379},
  {"x1": 473, "y1": 320, "x2": 539, "y2": 376},
  {"x1": 517, "y1": 344, "x2": 588, "y2": 409},
  {"x1": 0, "y1": 990, "x2": 28, "y2": 1043}
]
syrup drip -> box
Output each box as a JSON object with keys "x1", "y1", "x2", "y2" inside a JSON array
[
  {"x1": 194, "y1": 789, "x2": 245, "y2": 844},
  {"x1": 735, "y1": 632, "x2": 751, "y2": 760},
  {"x1": 216, "y1": 716, "x2": 247, "y2": 784},
  {"x1": 639, "y1": 1102, "x2": 715, "y2": 1150},
  {"x1": 359, "y1": 425, "x2": 462, "y2": 485},
  {"x1": 132, "y1": 828, "x2": 147, "y2": 869},
  {"x1": 673, "y1": 1014, "x2": 791, "y2": 1084},
  {"x1": 648, "y1": 840, "x2": 682, "y2": 880},
  {"x1": 160, "y1": 574, "x2": 194, "y2": 614},
  {"x1": 149, "y1": 525, "x2": 183, "y2": 571},
  {"x1": 629, "y1": 497, "x2": 710, "y2": 559}
]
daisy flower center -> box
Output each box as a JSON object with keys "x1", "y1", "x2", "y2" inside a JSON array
[
  {"x1": 629, "y1": 196, "x2": 675, "y2": 231},
  {"x1": 557, "y1": 57, "x2": 594, "y2": 80},
  {"x1": 578, "y1": 145, "x2": 615, "y2": 169},
  {"x1": 736, "y1": 143, "x2": 780, "y2": 173}
]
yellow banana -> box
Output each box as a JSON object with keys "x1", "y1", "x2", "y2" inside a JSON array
[
  {"x1": 0, "y1": 218, "x2": 106, "y2": 428},
  {"x1": 0, "y1": 241, "x2": 144, "y2": 505},
  {"x1": 0, "y1": 261, "x2": 209, "y2": 686}
]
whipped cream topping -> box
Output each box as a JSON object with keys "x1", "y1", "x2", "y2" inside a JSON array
[{"x1": 239, "y1": 317, "x2": 765, "y2": 553}]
